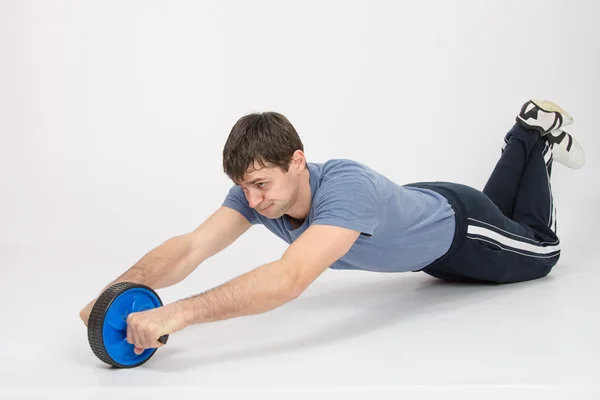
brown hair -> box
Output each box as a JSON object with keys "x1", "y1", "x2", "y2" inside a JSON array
[{"x1": 222, "y1": 111, "x2": 305, "y2": 183}]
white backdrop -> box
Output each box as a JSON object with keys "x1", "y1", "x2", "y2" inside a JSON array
[{"x1": 1, "y1": 0, "x2": 599, "y2": 398}]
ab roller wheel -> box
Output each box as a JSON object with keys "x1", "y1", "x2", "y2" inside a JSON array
[{"x1": 87, "y1": 282, "x2": 169, "y2": 368}]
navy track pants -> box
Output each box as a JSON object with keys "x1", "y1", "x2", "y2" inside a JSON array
[{"x1": 407, "y1": 123, "x2": 560, "y2": 283}]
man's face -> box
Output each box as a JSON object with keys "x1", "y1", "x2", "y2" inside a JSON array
[{"x1": 238, "y1": 162, "x2": 301, "y2": 219}]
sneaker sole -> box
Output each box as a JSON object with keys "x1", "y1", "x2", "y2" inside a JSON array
[
  {"x1": 531, "y1": 99, "x2": 574, "y2": 122},
  {"x1": 517, "y1": 99, "x2": 574, "y2": 135},
  {"x1": 549, "y1": 129, "x2": 586, "y2": 170}
]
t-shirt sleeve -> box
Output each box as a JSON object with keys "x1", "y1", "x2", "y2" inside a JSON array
[
  {"x1": 311, "y1": 174, "x2": 379, "y2": 236},
  {"x1": 221, "y1": 184, "x2": 260, "y2": 225}
]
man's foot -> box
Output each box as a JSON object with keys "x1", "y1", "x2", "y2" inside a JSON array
[
  {"x1": 546, "y1": 128, "x2": 586, "y2": 169},
  {"x1": 516, "y1": 99, "x2": 574, "y2": 135},
  {"x1": 500, "y1": 126, "x2": 585, "y2": 170}
]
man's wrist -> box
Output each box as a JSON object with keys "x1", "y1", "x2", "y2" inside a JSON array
[{"x1": 175, "y1": 298, "x2": 197, "y2": 326}]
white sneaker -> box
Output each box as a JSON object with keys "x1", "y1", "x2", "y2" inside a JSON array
[
  {"x1": 516, "y1": 99, "x2": 574, "y2": 135},
  {"x1": 546, "y1": 128, "x2": 586, "y2": 169}
]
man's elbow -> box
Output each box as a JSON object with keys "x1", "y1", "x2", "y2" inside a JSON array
[
  {"x1": 278, "y1": 259, "x2": 309, "y2": 300},
  {"x1": 286, "y1": 271, "x2": 305, "y2": 300},
  {"x1": 288, "y1": 278, "x2": 308, "y2": 300},
  {"x1": 284, "y1": 263, "x2": 323, "y2": 301}
]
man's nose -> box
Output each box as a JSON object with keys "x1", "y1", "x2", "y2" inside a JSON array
[{"x1": 246, "y1": 190, "x2": 263, "y2": 209}]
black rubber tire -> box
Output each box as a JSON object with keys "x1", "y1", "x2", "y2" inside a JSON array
[{"x1": 87, "y1": 282, "x2": 169, "y2": 368}]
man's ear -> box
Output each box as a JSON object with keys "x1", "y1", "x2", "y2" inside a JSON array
[{"x1": 290, "y1": 150, "x2": 306, "y2": 172}]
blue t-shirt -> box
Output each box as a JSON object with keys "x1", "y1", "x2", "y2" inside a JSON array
[{"x1": 222, "y1": 159, "x2": 455, "y2": 272}]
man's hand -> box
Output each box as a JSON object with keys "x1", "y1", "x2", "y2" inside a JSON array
[
  {"x1": 79, "y1": 298, "x2": 97, "y2": 327},
  {"x1": 126, "y1": 301, "x2": 189, "y2": 354}
]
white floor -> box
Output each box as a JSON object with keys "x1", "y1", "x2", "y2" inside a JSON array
[
  {"x1": 1, "y1": 241, "x2": 598, "y2": 400},
  {"x1": 2, "y1": 1, "x2": 599, "y2": 398}
]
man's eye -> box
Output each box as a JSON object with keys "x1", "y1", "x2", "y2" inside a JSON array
[{"x1": 256, "y1": 182, "x2": 266, "y2": 188}]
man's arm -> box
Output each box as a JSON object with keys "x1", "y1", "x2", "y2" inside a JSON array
[
  {"x1": 171, "y1": 206, "x2": 253, "y2": 286},
  {"x1": 106, "y1": 206, "x2": 252, "y2": 289},
  {"x1": 80, "y1": 206, "x2": 252, "y2": 324},
  {"x1": 179, "y1": 224, "x2": 361, "y2": 325}
]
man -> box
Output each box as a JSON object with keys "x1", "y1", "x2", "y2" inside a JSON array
[{"x1": 80, "y1": 99, "x2": 585, "y2": 355}]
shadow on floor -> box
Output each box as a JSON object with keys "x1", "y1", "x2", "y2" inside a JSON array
[{"x1": 141, "y1": 272, "x2": 554, "y2": 372}]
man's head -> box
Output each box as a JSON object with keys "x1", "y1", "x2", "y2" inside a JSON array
[{"x1": 222, "y1": 112, "x2": 308, "y2": 218}]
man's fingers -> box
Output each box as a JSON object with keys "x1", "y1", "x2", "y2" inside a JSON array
[
  {"x1": 125, "y1": 312, "x2": 167, "y2": 353},
  {"x1": 133, "y1": 341, "x2": 163, "y2": 355},
  {"x1": 126, "y1": 314, "x2": 140, "y2": 348},
  {"x1": 126, "y1": 319, "x2": 134, "y2": 345}
]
